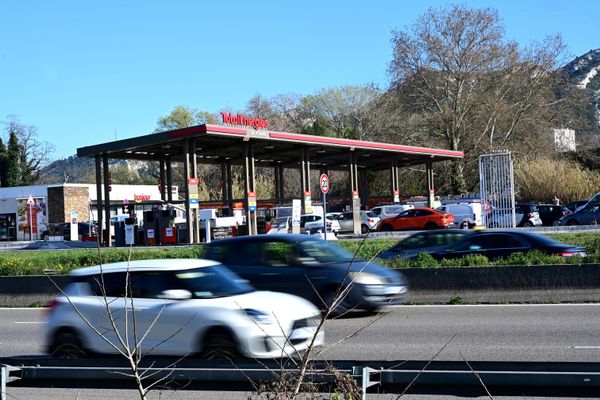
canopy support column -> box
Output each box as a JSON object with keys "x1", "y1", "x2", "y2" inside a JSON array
[
  {"x1": 426, "y1": 159, "x2": 435, "y2": 208},
  {"x1": 244, "y1": 143, "x2": 257, "y2": 236},
  {"x1": 95, "y1": 156, "x2": 104, "y2": 246},
  {"x1": 102, "y1": 155, "x2": 111, "y2": 247}
]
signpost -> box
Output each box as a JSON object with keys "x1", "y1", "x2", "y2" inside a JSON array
[
  {"x1": 26, "y1": 195, "x2": 34, "y2": 241},
  {"x1": 319, "y1": 174, "x2": 330, "y2": 242}
]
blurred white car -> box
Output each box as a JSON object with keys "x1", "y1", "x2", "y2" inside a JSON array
[{"x1": 44, "y1": 259, "x2": 324, "y2": 359}]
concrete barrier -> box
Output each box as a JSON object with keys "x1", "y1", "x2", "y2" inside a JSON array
[{"x1": 2, "y1": 264, "x2": 600, "y2": 306}]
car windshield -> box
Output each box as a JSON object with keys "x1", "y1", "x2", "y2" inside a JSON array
[
  {"x1": 296, "y1": 239, "x2": 357, "y2": 263},
  {"x1": 175, "y1": 266, "x2": 254, "y2": 298}
]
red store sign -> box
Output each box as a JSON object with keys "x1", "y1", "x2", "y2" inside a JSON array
[
  {"x1": 221, "y1": 112, "x2": 269, "y2": 130},
  {"x1": 134, "y1": 194, "x2": 151, "y2": 202}
]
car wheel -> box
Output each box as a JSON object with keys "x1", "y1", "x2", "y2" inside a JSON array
[
  {"x1": 567, "y1": 220, "x2": 579, "y2": 226},
  {"x1": 200, "y1": 328, "x2": 241, "y2": 360},
  {"x1": 360, "y1": 224, "x2": 369, "y2": 234},
  {"x1": 424, "y1": 222, "x2": 438, "y2": 230},
  {"x1": 51, "y1": 330, "x2": 86, "y2": 359},
  {"x1": 380, "y1": 224, "x2": 393, "y2": 232}
]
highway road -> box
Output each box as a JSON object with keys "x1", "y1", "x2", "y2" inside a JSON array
[
  {"x1": 4, "y1": 304, "x2": 600, "y2": 399},
  {"x1": 3, "y1": 303, "x2": 600, "y2": 362}
]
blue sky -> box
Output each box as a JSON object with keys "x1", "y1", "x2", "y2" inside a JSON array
[{"x1": 1, "y1": 0, "x2": 599, "y2": 161}]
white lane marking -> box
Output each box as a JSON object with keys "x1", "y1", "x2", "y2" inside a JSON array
[
  {"x1": 573, "y1": 346, "x2": 600, "y2": 349},
  {"x1": 390, "y1": 303, "x2": 600, "y2": 308},
  {"x1": 14, "y1": 321, "x2": 44, "y2": 324}
]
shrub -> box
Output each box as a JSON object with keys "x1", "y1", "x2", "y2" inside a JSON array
[
  {"x1": 501, "y1": 250, "x2": 565, "y2": 266},
  {"x1": 441, "y1": 254, "x2": 491, "y2": 267},
  {"x1": 409, "y1": 252, "x2": 440, "y2": 268}
]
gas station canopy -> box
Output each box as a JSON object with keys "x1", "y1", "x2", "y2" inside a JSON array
[
  {"x1": 77, "y1": 124, "x2": 463, "y2": 170},
  {"x1": 77, "y1": 118, "x2": 464, "y2": 245}
]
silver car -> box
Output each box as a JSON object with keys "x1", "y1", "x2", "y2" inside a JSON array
[{"x1": 328, "y1": 211, "x2": 380, "y2": 234}]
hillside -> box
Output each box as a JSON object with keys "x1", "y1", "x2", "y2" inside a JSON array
[
  {"x1": 560, "y1": 48, "x2": 600, "y2": 147},
  {"x1": 36, "y1": 156, "x2": 132, "y2": 184}
]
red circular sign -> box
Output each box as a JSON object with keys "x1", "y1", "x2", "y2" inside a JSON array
[{"x1": 319, "y1": 174, "x2": 330, "y2": 194}]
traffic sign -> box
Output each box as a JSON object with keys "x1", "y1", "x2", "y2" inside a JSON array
[{"x1": 319, "y1": 174, "x2": 330, "y2": 194}]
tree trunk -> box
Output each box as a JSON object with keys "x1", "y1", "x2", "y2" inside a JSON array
[{"x1": 450, "y1": 160, "x2": 467, "y2": 195}]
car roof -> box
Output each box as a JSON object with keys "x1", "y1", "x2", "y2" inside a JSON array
[
  {"x1": 206, "y1": 234, "x2": 319, "y2": 245},
  {"x1": 71, "y1": 258, "x2": 221, "y2": 276},
  {"x1": 465, "y1": 229, "x2": 559, "y2": 242}
]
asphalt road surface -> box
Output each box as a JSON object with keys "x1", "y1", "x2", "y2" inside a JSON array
[
  {"x1": 4, "y1": 304, "x2": 600, "y2": 399},
  {"x1": 3, "y1": 304, "x2": 600, "y2": 362}
]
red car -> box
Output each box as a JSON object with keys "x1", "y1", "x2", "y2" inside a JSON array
[{"x1": 378, "y1": 208, "x2": 455, "y2": 231}]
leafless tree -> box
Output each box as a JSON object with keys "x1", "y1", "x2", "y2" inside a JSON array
[{"x1": 387, "y1": 5, "x2": 574, "y2": 194}]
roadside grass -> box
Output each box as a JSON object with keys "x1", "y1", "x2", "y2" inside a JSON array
[{"x1": 0, "y1": 232, "x2": 598, "y2": 275}]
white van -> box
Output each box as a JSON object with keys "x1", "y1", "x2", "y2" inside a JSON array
[
  {"x1": 370, "y1": 204, "x2": 415, "y2": 219},
  {"x1": 437, "y1": 202, "x2": 484, "y2": 228}
]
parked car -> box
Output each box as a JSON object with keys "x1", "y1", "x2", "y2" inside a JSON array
[
  {"x1": 267, "y1": 214, "x2": 341, "y2": 235},
  {"x1": 427, "y1": 230, "x2": 587, "y2": 261},
  {"x1": 565, "y1": 200, "x2": 588, "y2": 213},
  {"x1": 303, "y1": 214, "x2": 341, "y2": 234},
  {"x1": 44, "y1": 259, "x2": 323, "y2": 359},
  {"x1": 377, "y1": 208, "x2": 455, "y2": 231},
  {"x1": 488, "y1": 203, "x2": 543, "y2": 228},
  {"x1": 328, "y1": 211, "x2": 380, "y2": 234},
  {"x1": 537, "y1": 204, "x2": 571, "y2": 226},
  {"x1": 204, "y1": 234, "x2": 409, "y2": 316},
  {"x1": 437, "y1": 202, "x2": 484, "y2": 228},
  {"x1": 559, "y1": 196, "x2": 600, "y2": 226},
  {"x1": 369, "y1": 204, "x2": 414, "y2": 219},
  {"x1": 378, "y1": 229, "x2": 473, "y2": 261},
  {"x1": 41, "y1": 222, "x2": 98, "y2": 241}
]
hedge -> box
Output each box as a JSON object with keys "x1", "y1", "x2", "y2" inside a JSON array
[{"x1": 0, "y1": 232, "x2": 598, "y2": 276}]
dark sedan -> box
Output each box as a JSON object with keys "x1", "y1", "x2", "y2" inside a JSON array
[
  {"x1": 378, "y1": 229, "x2": 473, "y2": 261},
  {"x1": 204, "y1": 234, "x2": 409, "y2": 317},
  {"x1": 428, "y1": 230, "x2": 587, "y2": 261}
]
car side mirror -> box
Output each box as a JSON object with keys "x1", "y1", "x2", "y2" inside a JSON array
[{"x1": 157, "y1": 289, "x2": 193, "y2": 300}]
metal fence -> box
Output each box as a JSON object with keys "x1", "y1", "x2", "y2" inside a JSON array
[{"x1": 479, "y1": 151, "x2": 516, "y2": 228}]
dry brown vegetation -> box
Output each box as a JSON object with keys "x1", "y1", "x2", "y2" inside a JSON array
[{"x1": 514, "y1": 156, "x2": 600, "y2": 203}]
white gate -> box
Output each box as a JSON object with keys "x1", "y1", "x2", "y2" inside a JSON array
[{"x1": 479, "y1": 151, "x2": 516, "y2": 228}]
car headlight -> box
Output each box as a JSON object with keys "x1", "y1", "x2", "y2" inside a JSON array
[
  {"x1": 243, "y1": 308, "x2": 275, "y2": 325},
  {"x1": 348, "y1": 272, "x2": 387, "y2": 285}
]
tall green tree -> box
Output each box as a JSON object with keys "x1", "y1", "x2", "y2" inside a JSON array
[
  {"x1": 0, "y1": 138, "x2": 7, "y2": 187},
  {"x1": 387, "y1": 5, "x2": 571, "y2": 194},
  {"x1": 154, "y1": 106, "x2": 218, "y2": 132},
  {"x1": 6, "y1": 130, "x2": 20, "y2": 186}
]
